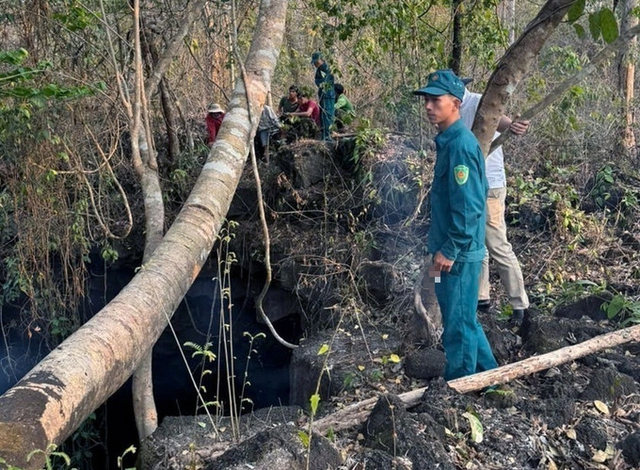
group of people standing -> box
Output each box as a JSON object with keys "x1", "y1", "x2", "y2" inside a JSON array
[
  {"x1": 205, "y1": 51, "x2": 354, "y2": 147},
  {"x1": 278, "y1": 52, "x2": 354, "y2": 141}
]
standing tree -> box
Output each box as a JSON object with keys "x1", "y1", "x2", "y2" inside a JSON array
[{"x1": 616, "y1": 0, "x2": 638, "y2": 159}]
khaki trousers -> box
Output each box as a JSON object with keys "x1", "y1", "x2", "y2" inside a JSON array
[{"x1": 478, "y1": 187, "x2": 529, "y2": 310}]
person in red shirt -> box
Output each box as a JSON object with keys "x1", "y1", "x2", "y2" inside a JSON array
[
  {"x1": 205, "y1": 103, "x2": 225, "y2": 145},
  {"x1": 283, "y1": 90, "x2": 320, "y2": 139}
]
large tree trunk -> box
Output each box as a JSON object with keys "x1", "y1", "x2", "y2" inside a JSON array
[
  {"x1": 0, "y1": 0, "x2": 288, "y2": 467},
  {"x1": 472, "y1": 0, "x2": 576, "y2": 156}
]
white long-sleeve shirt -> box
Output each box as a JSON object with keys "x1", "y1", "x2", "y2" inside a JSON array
[{"x1": 459, "y1": 89, "x2": 506, "y2": 189}]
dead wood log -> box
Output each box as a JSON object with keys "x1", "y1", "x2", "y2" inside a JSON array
[
  {"x1": 448, "y1": 323, "x2": 640, "y2": 393},
  {"x1": 313, "y1": 324, "x2": 640, "y2": 435},
  {"x1": 409, "y1": 256, "x2": 441, "y2": 348}
]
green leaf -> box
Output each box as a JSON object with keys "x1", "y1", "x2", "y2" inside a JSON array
[
  {"x1": 0, "y1": 48, "x2": 28, "y2": 66},
  {"x1": 462, "y1": 412, "x2": 484, "y2": 443},
  {"x1": 310, "y1": 393, "x2": 321, "y2": 416},
  {"x1": 317, "y1": 344, "x2": 330, "y2": 355},
  {"x1": 599, "y1": 8, "x2": 619, "y2": 43},
  {"x1": 573, "y1": 23, "x2": 586, "y2": 39},
  {"x1": 588, "y1": 12, "x2": 601, "y2": 40},
  {"x1": 298, "y1": 430, "x2": 310, "y2": 448},
  {"x1": 567, "y1": 0, "x2": 585, "y2": 23}
]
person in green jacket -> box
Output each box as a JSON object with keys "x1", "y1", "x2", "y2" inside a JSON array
[
  {"x1": 414, "y1": 69, "x2": 498, "y2": 381},
  {"x1": 334, "y1": 83, "x2": 355, "y2": 130}
]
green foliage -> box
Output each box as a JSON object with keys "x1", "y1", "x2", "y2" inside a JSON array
[
  {"x1": 462, "y1": 411, "x2": 483, "y2": 444},
  {"x1": 352, "y1": 119, "x2": 386, "y2": 182},
  {"x1": 566, "y1": 1, "x2": 619, "y2": 44},
  {"x1": 533, "y1": 279, "x2": 606, "y2": 312},
  {"x1": 588, "y1": 8, "x2": 619, "y2": 44},
  {"x1": 185, "y1": 341, "x2": 217, "y2": 363},
  {"x1": 310, "y1": 393, "x2": 321, "y2": 415},
  {"x1": 590, "y1": 164, "x2": 615, "y2": 210},
  {"x1": 52, "y1": 3, "x2": 99, "y2": 32},
  {"x1": 601, "y1": 294, "x2": 640, "y2": 326}
]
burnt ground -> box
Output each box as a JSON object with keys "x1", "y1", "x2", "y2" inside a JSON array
[{"x1": 142, "y1": 135, "x2": 640, "y2": 469}]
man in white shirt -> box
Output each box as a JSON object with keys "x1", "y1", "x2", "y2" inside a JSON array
[{"x1": 459, "y1": 81, "x2": 530, "y2": 327}]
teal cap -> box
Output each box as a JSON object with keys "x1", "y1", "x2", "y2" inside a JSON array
[
  {"x1": 413, "y1": 69, "x2": 465, "y2": 101},
  {"x1": 310, "y1": 51, "x2": 323, "y2": 64}
]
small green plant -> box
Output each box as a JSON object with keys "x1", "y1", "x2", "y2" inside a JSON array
[
  {"x1": 184, "y1": 340, "x2": 220, "y2": 414},
  {"x1": 601, "y1": 294, "x2": 640, "y2": 326},
  {"x1": 298, "y1": 342, "x2": 331, "y2": 455},
  {"x1": 238, "y1": 331, "x2": 266, "y2": 414},
  {"x1": 590, "y1": 164, "x2": 615, "y2": 210},
  {"x1": 116, "y1": 445, "x2": 137, "y2": 470}
]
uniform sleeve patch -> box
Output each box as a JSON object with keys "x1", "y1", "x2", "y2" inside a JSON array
[{"x1": 454, "y1": 165, "x2": 469, "y2": 185}]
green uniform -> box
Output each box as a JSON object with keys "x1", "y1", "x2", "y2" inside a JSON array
[
  {"x1": 428, "y1": 118, "x2": 498, "y2": 381},
  {"x1": 335, "y1": 94, "x2": 355, "y2": 128},
  {"x1": 314, "y1": 62, "x2": 335, "y2": 140}
]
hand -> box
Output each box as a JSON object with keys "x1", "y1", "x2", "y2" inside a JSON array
[
  {"x1": 432, "y1": 251, "x2": 454, "y2": 273},
  {"x1": 509, "y1": 115, "x2": 530, "y2": 136}
]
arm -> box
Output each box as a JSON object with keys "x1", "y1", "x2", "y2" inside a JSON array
[{"x1": 286, "y1": 105, "x2": 312, "y2": 118}]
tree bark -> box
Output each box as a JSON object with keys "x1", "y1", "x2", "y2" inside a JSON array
[
  {"x1": 0, "y1": 0, "x2": 288, "y2": 467},
  {"x1": 131, "y1": 0, "x2": 209, "y2": 442},
  {"x1": 313, "y1": 323, "x2": 640, "y2": 435},
  {"x1": 472, "y1": 0, "x2": 577, "y2": 156},
  {"x1": 616, "y1": 0, "x2": 638, "y2": 160},
  {"x1": 449, "y1": 0, "x2": 463, "y2": 75}
]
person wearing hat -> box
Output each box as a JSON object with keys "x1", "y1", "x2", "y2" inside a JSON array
[
  {"x1": 311, "y1": 52, "x2": 336, "y2": 141},
  {"x1": 414, "y1": 69, "x2": 498, "y2": 381},
  {"x1": 205, "y1": 103, "x2": 225, "y2": 146},
  {"x1": 459, "y1": 80, "x2": 530, "y2": 329}
]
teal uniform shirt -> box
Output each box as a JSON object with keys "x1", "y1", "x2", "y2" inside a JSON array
[{"x1": 428, "y1": 118, "x2": 487, "y2": 262}]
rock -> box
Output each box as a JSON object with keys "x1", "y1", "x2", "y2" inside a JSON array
[
  {"x1": 362, "y1": 394, "x2": 454, "y2": 470},
  {"x1": 347, "y1": 449, "x2": 413, "y2": 470},
  {"x1": 521, "y1": 396, "x2": 576, "y2": 429},
  {"x1": 202, "y1": 423, "x2": 342, "y2": 470},
  {"x1": 554, "y1": 293, "x2": 612, "y2": 321},
  {"x1": 619, "y1": 431, "x2": 640, "y2": 467},
  {"x1": 579, "y1": 367, "x2": 638, "y2": 401},
  {"x1": 289, "y1": 328, "x2": 403, "y2": 410},
  {"x1": 403, "y1": 348, "x2": 445, "y2": 380},
  {"x1": 356, "y1": 260, "x2": 402, "y2": 304},
  {"x1": 575, "y1": 416, "x2": 608, "y2": 451},
  {"x1": 139, "y1": 408, "x2": 335, "y2": 470},
  {"x1": 274, "y1": 141, "x2": 334, "y2": 189}
]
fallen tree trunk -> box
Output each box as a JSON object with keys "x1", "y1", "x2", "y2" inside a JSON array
[{"x1": 313, "y1": 323, "x2": 640, "y2": 435}]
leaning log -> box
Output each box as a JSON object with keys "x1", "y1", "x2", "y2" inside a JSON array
[
  {"x1": 0, "y1": 1, "x2": 288, "y2": 468},
  {"x1": 313, "y1": 323, "x2": 640, "y2": 435}
]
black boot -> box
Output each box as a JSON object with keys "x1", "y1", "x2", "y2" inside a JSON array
[
  {"x1": 508, "y1": 309, "x2": 526, "y2": 333},
  {"x1": 477, "y1": 299, "x2": 491, "y2": 312}
]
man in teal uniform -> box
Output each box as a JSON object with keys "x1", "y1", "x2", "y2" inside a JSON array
[
  {"x1": 311, "y1": 51, "x2": 335, "y2": 141},
  {"x1": 414, "y1": 70, "x2": 498, "y2": 381}
]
